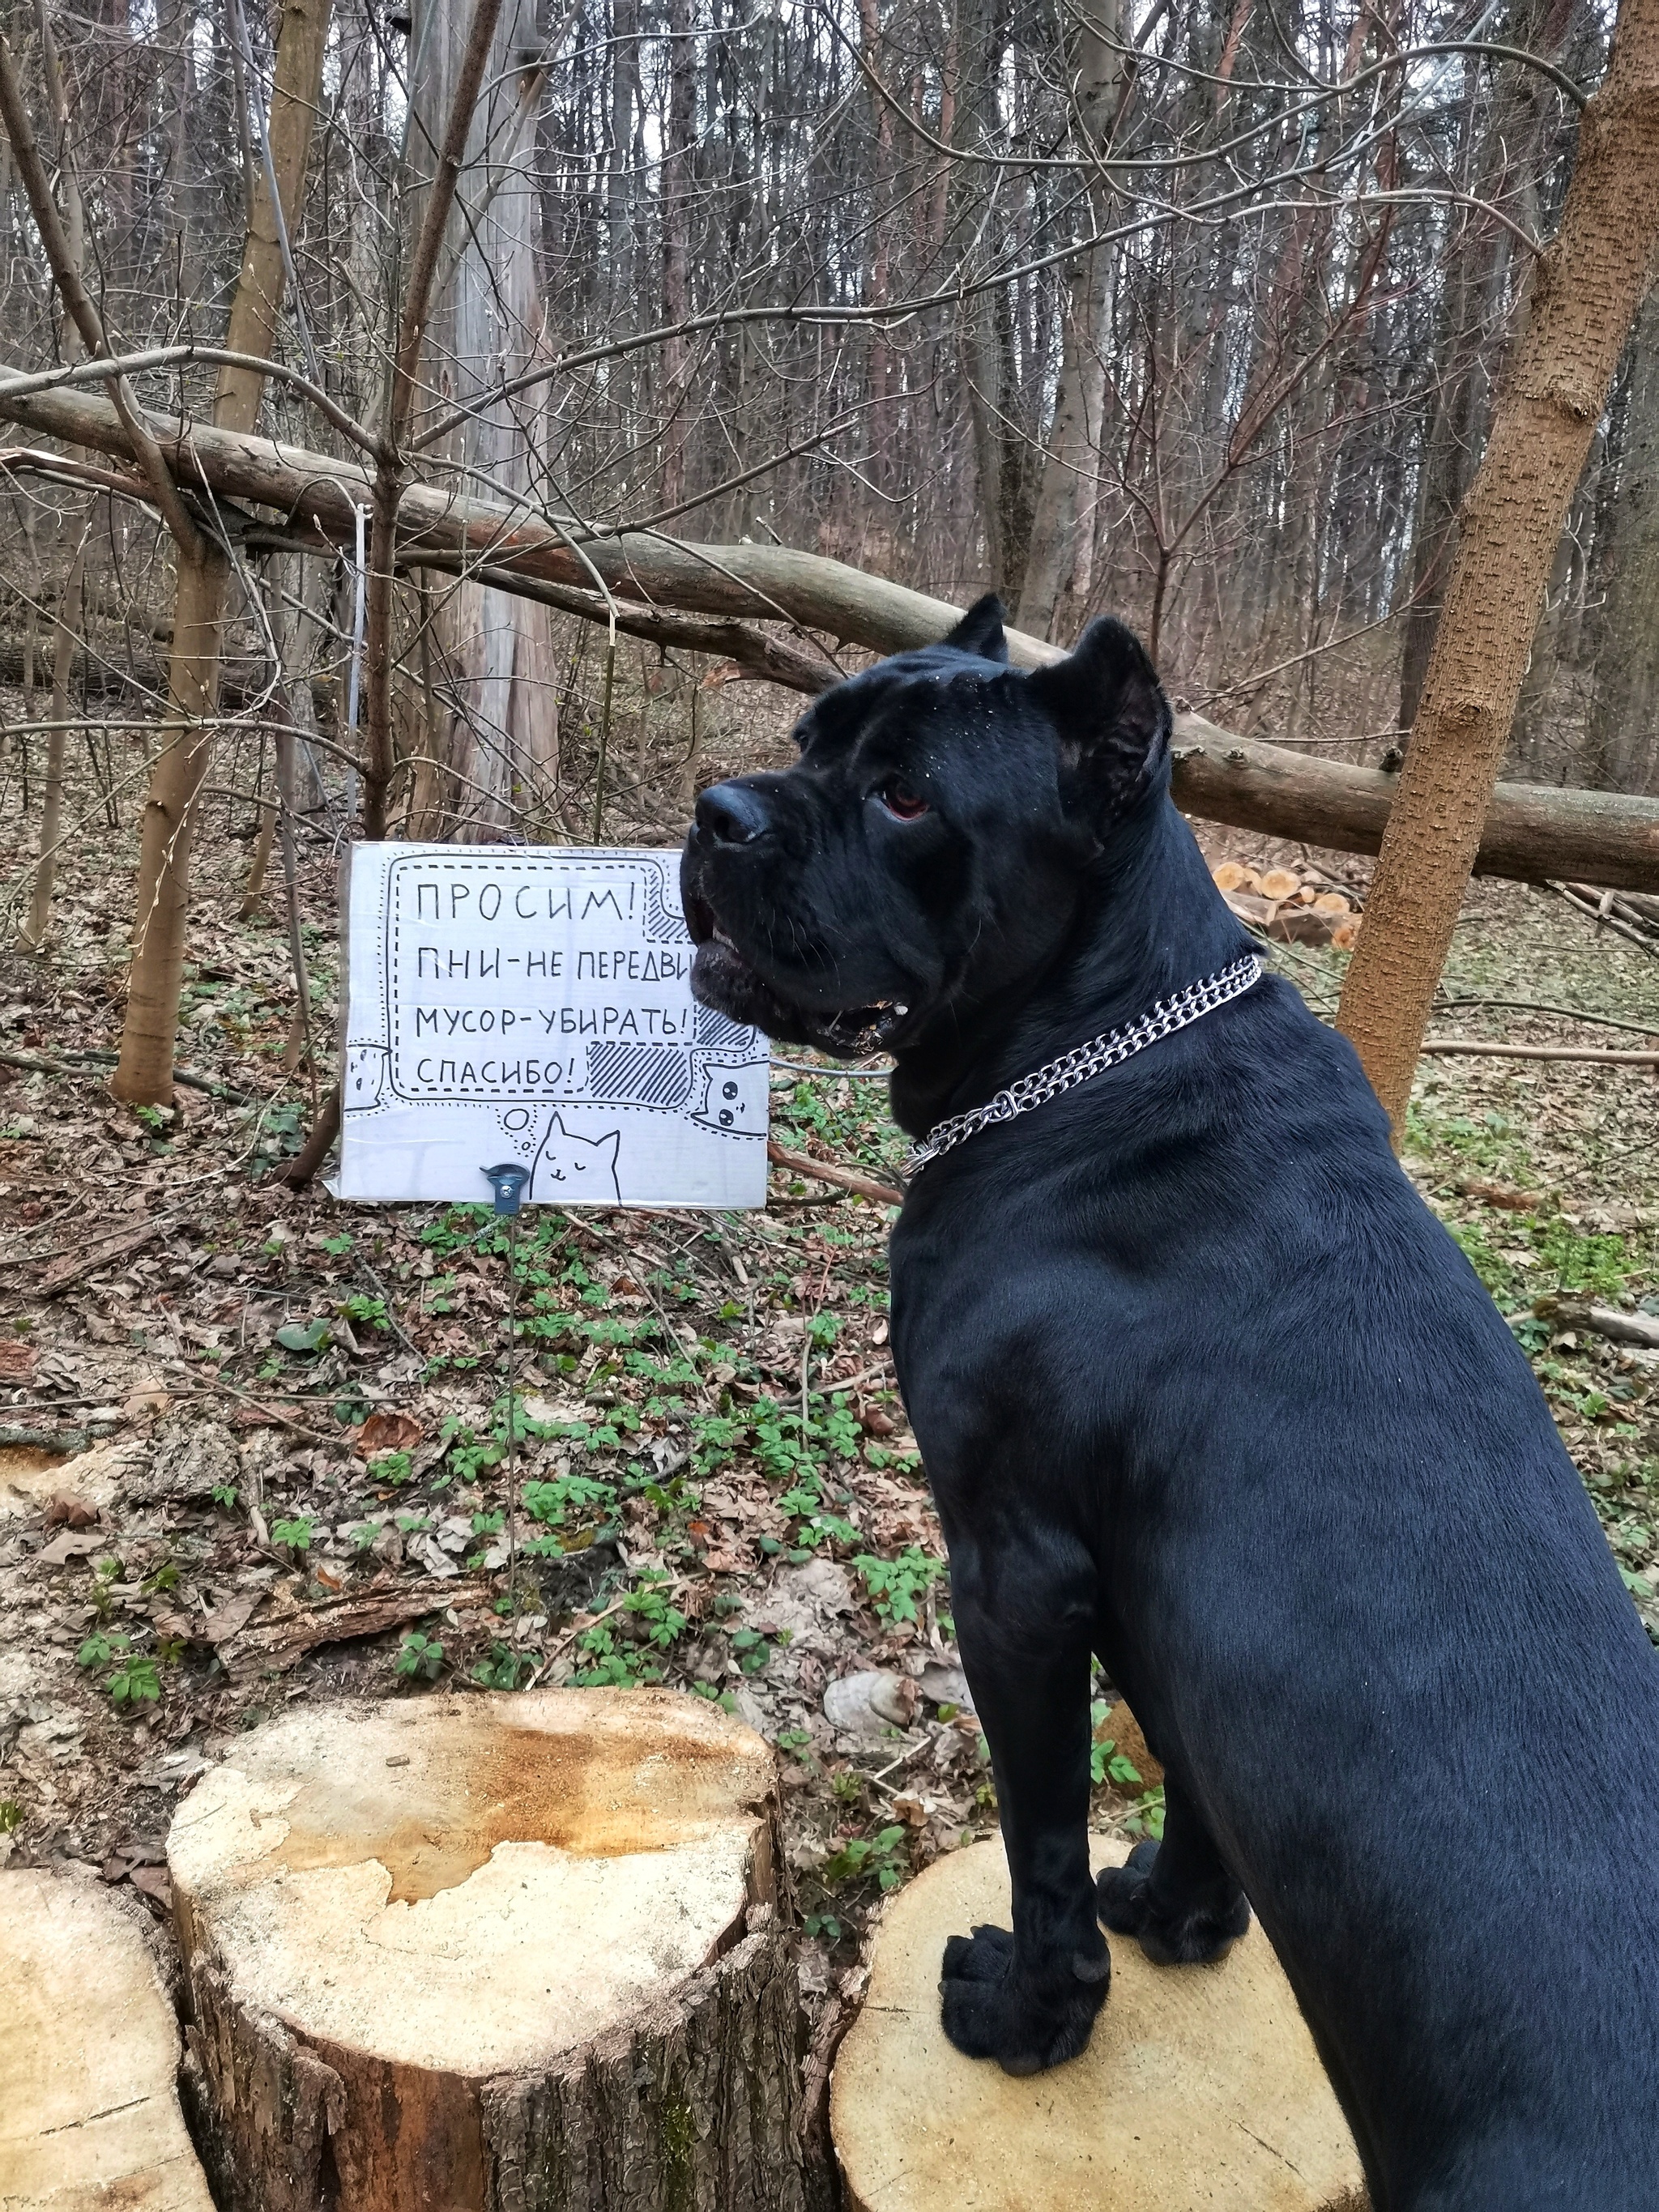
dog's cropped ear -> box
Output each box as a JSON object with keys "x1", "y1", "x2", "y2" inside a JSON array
[
  {"x1": 941, "y1": 593, "x2": 1009, "y2": 663},
  {"x1": 1027, "y1": 616, "x2": 1171, "y2": 804}
]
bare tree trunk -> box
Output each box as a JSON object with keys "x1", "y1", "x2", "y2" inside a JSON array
[
  {"x1": 19, "y1": 534, "x2": 84, "y2": 949},
  {"x1": 405, "y1": 0, "x2": 559, "y2": 841},
  {"x1": 951, "y1": 0, "x2": 1007, "y2": 586},
  {"x1": 1337, "y1": 0, "x2": 1659, "y2": 1133},
  {"x1": 1584, "y1": 266, "x2": 1659, "y2": 791},
  {"x1": 16, "y1": 0, "x2": 85, "y2": 956},
  {"x1": 658, "y1": 0, "x2": 696, "y2": 516},
  {"x1": 112, "y1": 0, "x2": 330, "y2": 1104},
  {"x1": 1015, "y1": 0, "x2": 1123, "y2": 639}
]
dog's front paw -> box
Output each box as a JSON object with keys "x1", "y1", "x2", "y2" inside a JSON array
[
  {"x1": 938, "y1": 1922, "x2": 1110, "y2": 2075},
  {"x1": 1096, "y1": 1840, "x2": 1251, "y2": 1966}
]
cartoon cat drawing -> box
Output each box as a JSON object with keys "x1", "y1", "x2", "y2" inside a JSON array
[
  {"x1": 343, "y1": 1044, "x2": 391, "y2": 1112},
  {"x1": 528, "y1": 1113, "x2": 622, "y2": 1204}
]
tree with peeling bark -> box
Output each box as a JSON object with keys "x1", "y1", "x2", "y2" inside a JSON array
[
  {"x1": 1337, "y1": 0, "x2": 1659, "y2": 1134},
  {"x1": 399, "y1": 0, "x2": 563, "y2": 840}
]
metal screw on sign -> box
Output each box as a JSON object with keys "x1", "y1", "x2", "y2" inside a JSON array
[{"x1": 483, "y1": 1163, "x2": 531, "y2": 1650}]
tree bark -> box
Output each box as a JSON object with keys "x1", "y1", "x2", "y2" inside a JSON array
[
  {"x1": 1337, "y1": 0, "x2": 1659, "y2": 1133},
  {"x1": 110, "y1": 0, "x2": 330, "y2": 1103},
  {"x1": 1584, "y1": 264, "x2": 1659, "y2": 791},
  {"x1": 1168, "y1": 715, "x2": 1659, "y2": 889},
  {"x1": 19, "y1": 533, "x2": 83, "y2": 949},
  {"x1": 1014, "y1": 0, "x2": 1123, "y2": 640},
  {"x1": 402, "y1": 0, "x2": 559, "y2": 841}
]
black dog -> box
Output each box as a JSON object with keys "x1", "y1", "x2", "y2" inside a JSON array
[{"x1": 680, "y1": 599, "x2": 1659, "y2": 2210}]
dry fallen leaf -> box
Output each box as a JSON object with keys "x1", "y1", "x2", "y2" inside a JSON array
[
  {"x1": 203, "y1": 1592, "x2": 263, "y2": 1647},
  {"x1": 45, "y1": 1492, "x2": 98, "y2": 1529},
  {"x1": 0, "y1": 1340, "x2": 38, "y2": 1381},
  {"x1": 35, "y1": 1527, "x2": 104, "y2": 1565},
  {"x1": 356, "y1": 1410, "x2": 424, "y2": 1457},
  {"x1": 130, "y1": 1865, "x2": 172, "y2": 1907}
]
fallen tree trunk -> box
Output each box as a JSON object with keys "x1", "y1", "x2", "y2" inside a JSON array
[
  {"x1": 7, "y1": 380, "x2": 1659, "y2": 889},
  {"x1": 1169, "y1": 717, "x2": 1659, "y2": 892}
]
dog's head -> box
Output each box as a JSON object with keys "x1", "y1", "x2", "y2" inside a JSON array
[{"x1": 680, "y1": 596, "x2": 1173, "y2": 1056}]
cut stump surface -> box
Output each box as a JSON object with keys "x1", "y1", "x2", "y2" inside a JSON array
[
  {"x1": 831, "y1": 1839, "x2": 1367, "y2": 2212},
  {"x1": 1, "y1": 1867, "x2": 215, "y2": 2212},
  {"x1": 168, "y1": 1687, "x2": 807, "y2": 2212}
]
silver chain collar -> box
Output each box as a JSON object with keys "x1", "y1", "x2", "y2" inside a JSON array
[{"x1": 906, "y1": 953, "x2": 1264, "y2": 1178}]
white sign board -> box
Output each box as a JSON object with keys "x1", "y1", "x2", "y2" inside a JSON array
[{"x1": 338, "y1": 844, "x2": 768, "y2": 1208}]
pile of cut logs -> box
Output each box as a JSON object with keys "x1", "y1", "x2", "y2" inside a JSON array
[{"x1": 1212, "y1": 863, "x2": 1361, "y2": 948}]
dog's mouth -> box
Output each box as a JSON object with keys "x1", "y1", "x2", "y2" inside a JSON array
[{"x1": 683, "y1": 890, "x2": 907, "y2": 1056}]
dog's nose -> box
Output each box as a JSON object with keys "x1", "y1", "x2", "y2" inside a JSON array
[{"x1": 695, "y1": 781, "x2": 773, "y2": 846}]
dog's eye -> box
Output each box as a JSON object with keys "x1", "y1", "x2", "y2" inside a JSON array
[{"x1": 878, "y1": 780, "x2": 929, "y2": 821}]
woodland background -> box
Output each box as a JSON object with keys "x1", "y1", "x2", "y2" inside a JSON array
[
  {"x1": 0, "y1": 0, "x2": 1653, "y2": 936},
  {"x1": 6, "y1": 0, "x2": 1659, "y2": 2132}
]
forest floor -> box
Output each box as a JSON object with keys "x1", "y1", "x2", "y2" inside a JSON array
[{"x1": 4, "y1": 778, "x2": 1659, "y2": 2030}]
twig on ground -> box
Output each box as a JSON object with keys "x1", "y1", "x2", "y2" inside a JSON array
[
  {"x1": 1533, "y1": 1298, "x2": 1659, "y2": 1349},
  {"x1": 1433, "y1": 995, "x2": 1659, "y2": 1037},
  {"x1": 1555, "y1": 882, "x2": 1659, "y2": 954},
  {"x1": 354, "y1": 1256, "x2": 421, "y2": 1357},
  {"x1": 820, "y1": 1361, "x2": 897, "y2": 1396},
  {"x1": 37, "y1": 1217, "x2": 171, "y2": 1296},
  {"x1": 1421, "y1": 1038, "x2": 1659, "y2": 1065},
  {"x1": 767, "y1": 1140, "x2": 904, "y2": 1206},
  {"x1": 0, "y1": 1426, "x2": 89, "y2": 1451},
  {"x1": 523, "y1": 1592, "x2": 632, "y2": 1689},
  {"x1": 187, "y1": 1371, "x2": 343, "y2": 1448},
  {"x1": 0, "y1": 1046, "x2": 254, "y2": 1103}
]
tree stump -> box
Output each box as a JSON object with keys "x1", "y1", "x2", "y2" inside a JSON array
[
  {"x1": 831, "y1": 1839, "x2": 1367, "y2": 2212},
  {"x1": 2, "y1": 1867, "x2": 215, "y2": 2210},
  {"x1": 167, "y1": 1688, "x2": 809, "y2": 2212}
]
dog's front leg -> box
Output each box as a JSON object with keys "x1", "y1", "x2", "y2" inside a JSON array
[{"x1": 940, "y1": 1570, "x2": 1109, "y2": 2075}]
